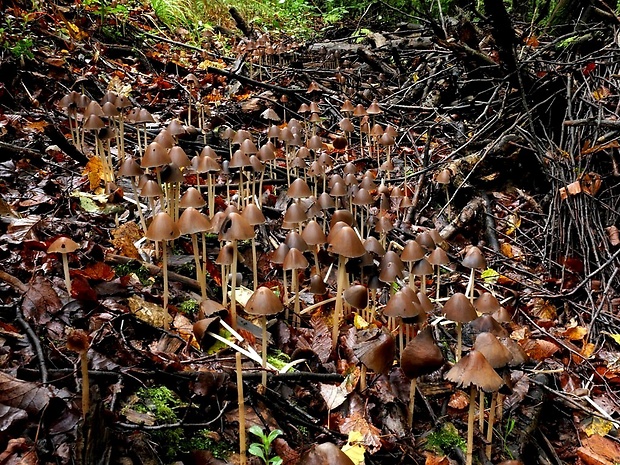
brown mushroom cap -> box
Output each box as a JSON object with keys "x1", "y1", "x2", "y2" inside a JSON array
[
  {"x1": 328, "y1": 226, "x2": 365, "y2": 258},
  {"x1": 309, "y1": 274, "x2": 327, "y2": 295},
  {"x1": 244, "y1": 286, "x2": 283, "y2": 316},
  {"x1": 401, "y1": 240, "x2": 425, "y2": 262},
  {"x1": 283, "y1": 247, "x2": 309, "y2": 271},
  {"x1": 427, "y1": 247, "x2": 450, "y2": 266},
  {"x1": 284, "y1": 201, "x2": 308, "y2": 224},
  {"x1": 473, "y1": 332, "x2": 512, "y2": 368},
  {"x1": 442, "y1": 292, "x2": 477, "y2": 323},
  {"x1": 301, "y1": 220, "x2": 326, "y2": 246},
  {"x1": 499, "y1": 337, "x2": 529, "y2": 366},
  {"x1": 474, "y1": 292, "x2": 501, "y2": 314},
  {"x1": 364, "y1": 236, "x2": 385, "y2": 257},
  {"x1": 146, "y1": 212, "x2": 181, "y2": 241},
  {"x1": 354, "y1": 326, "x2": 395, "y2": 374},
  {"x1": 384, "y1": 289, "x2": 422, "y2": 320},
  {"x1": 343, "y1": 284, "x2": 368, "y2": 310},
  {"x1": 287, "y1": 178, "x2": 313, "y2": 199},
  {"x1": 141, "y1": 142, "x2": 171, "y2": 168},
  {"x1": 215, "y1": 243, "x2": 235, "y2": 265},
  {"x1": 218, "y1": 212, "x2": 254, "y2": 241},
  {"x1": 401, "y1": 327, "x2": 444, "y2": 379},
  {"x1": 193, "y1": 317, "x2": 222, "y2": 349},
  {"x1": 117, "y1": 157, "x2": 144, "y2": 178},
  {"x1": 416, "y1": 231, "x2": 436, "y2": 251},
  {"x1": 177, "y1": 207, "x2": 211, "y2": 235},
  {"x1": 462, "y1": 246, "x2": 486, "y2": 269},
  {"x1": 285, "y1": 231, "x2": 309, "y2": 252},
  {"x1": 298, "y1": 442, "x2": 355, "y2": 465},
  {"x1": 48, "y1": 237, "x2": 80, "y2": 254},
  {"x1": 469, "y1": 315, "x2": 508, "y2": 337},
  {"x1": 200, "y1": 299, "x2": 227, "y2": 318},
  {"x1": 241, "y1": 203, "x2": 266, "y2": 226},
  {"x1": 445, "y1": 349, "x2": 504, "y2": 392},
  {"x1": 179, "y1": 187, "x2": 206, "y2": 209},
  {"x1": 411, "y1": 258, "x2": 433, "y2": 276}
]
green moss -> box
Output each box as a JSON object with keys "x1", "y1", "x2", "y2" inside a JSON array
[
  {"x1": 114, "y1": 262, "x2": 152, "y2": 285},
  {"x1": 268, "y1": 350, "x2": 291, "y2": 372},
  {"x1": 425, "y1": 423, "x2": 466, "y2": 455},
  {"x1": 134, "y1": 386, "x2": 181, "y2": 423}
]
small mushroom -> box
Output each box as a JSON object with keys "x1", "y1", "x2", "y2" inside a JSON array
[
  {"x1": 443, "y1": 292, "x2": 477, "y2": 361},
  {"x1": 47, "y1": 237, "x2": 80, "y2": 296},
  {"x1": 66, "y1": 329, "x2": 91, "y2": 419},
  {"x1": 462, "y1": 246, "x2": 486, "y2": 303}
]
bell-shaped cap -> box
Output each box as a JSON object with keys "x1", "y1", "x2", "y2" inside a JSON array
[
  {"x1": 330, "y1": 210, "x2": 355, "y2": 228},
  {"x1": 283, "y1": 247, "x2": 309, "y2": 270},
  {"x1": 341, "y1": 99, "x2": 355, "y2": 113},
  {"x1": 245, "y1": 286, "x2": 283, "y2": 316},
  {"x1": 473, "y1": 332, "x2": 512, "y2": 369},
  {"x1": 153, "y1": 128, "x2": 175, "y2": 149},
  {"x1": 284, "y1": 201, "x2": 307, "y2": 225},
  {"x1": 288, "y1": 178, "x2": 312, "y2": 199},
  {"x1": 411, "y1": 258, "x2": 433, "y2": 276},
  {"x1": 474, "y1": 292, "x2": 501, "y2": 314},
  {"x1": 177, "y1": 207, "x2": 211, "y2": 235},
  {"x1": 48, "y1": 236, "x2": 80, "y2": 254},
  {"x1": 401, "y1": 240, "x2": 425, "y2": 262},
  {"x1": 383, "y1": 289, "x2": 421, "y2": 320},
  {"x1": 169, "y1": 146, "x2": 191, "y2": 168},
  {"x1": 343, "y1": 284, "x2": 368, "y2": 310},
  {"x1": 285, "y1": 231, "x2": 309, "y2": 252},
  {"x1": 462, "y1": 246, "x2": 486, "y2": 269},
  {"x1": 328, "y1": 226, "x2": 365, "y2": 258},
  {"x1": 427, "y1": 247, "x2": 450, "y2": 266},
  {"x1": 270, "y1": 243, "x2": 289, "y2": 264},
  {"x1": 117, "y1": 157, "x2": 144, "y2": 178},
  {"x1": 366, "y1": 100, "x2": 382, "y2": 115},
  {"x1": 354, "y1": 326, "x2": 395, "y2": 374},
  {"x1": 442, "y1": 292, "x2": 477, "y2": 323},
  {"x1": 141, "y1": 142, "x2": 170, "y2": 168},
  {"x1": 146, "y1": 212, "x2": 180, "y2": 241},
  {"x1": 200, "y1": 299, "x2": 227, "y2": 318},
  {"x1": 309, "y1": 274, "x2": 327, "y2": 295},
  {"x1": 215, "y1": 243, "x2": 235, "y2": 265},
  {"x1": 219, "y1": 212, "x2": 254, "y2": 241},
  {"x1": 401, "y1": 327, "x2": 444, "y2": 379},
  {"x1": 416, "y1": 231, "x2": 436, "y2": 251},
  {"x1": 445, "y1": 349, "x2": 504, "y2": 392},
  {"x1": 179, "y1": 187, "x2": 206, "y2": 209},
  {"x1": 435, "y1": 168, "x2": 451, "y2": 184},
  {"x1": 364, "y1": 236, "x2": 385, "y2": 257},
  {"x1": 469, "y1": 315, "x2": 508, "y2": 337},
  {"x1": 140, "y1": 179, "x2": 163, "y2": 198},
  {"x1": 193, "y1": 317, "x2": 221, "y2": 349},
  {"x1": 301, "y1": 220, "x2": 326, "y2": 246}
]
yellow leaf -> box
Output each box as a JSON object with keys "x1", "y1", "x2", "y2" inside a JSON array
[
  {"x1": 602, "y1": 331, "x2": 620, "y2": 345},
  {"x1": 342, "y1": 442, "x2": 366, "y2": 465},
  {"x1": 592, "y1": 86, "x2": 611, "y2": 100},
  {"x1": 561, "y1": 320, "x2": 588, "y2": 341},
  {"x1": 354, "y1": 313, "x2": 369, "y2": 329},
  {"x1": 583, "y1": 417, "x2": 614, "y2": 437},
  {"x1": 83, "y1": 156, "x2": 104, "y2": 190},
  {"x1": 505, "y1": 213, "x2": 521, "y2": 235}
]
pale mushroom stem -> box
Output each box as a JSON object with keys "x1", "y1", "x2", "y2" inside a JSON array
[
  {"x1": 162, "y1": 240, "x2": 170, "y2": 330},
  {"x1": 292, "y1": 270, "x2": 300, "y2": 327},
  {"x1": 456, "y1": 322, "x2": 463, "y2": 362},
  {"x1": 360, "y1": 365, "x2": 367, "y2": 391},
  {"x1": 61, "y1": 253, "x2": 72, "y2": 296},
  {"x1": 409, "y1": 263, "x2": 416, "y2": 291},
  {"x1": 467, "y1": 384, "x2": 477, "y2": 465},
  {"x1": 130, "y1": 178, "x2": 148, "y2": 234},
  {"x1": 468, "y1": 268, "x2": 476, "y2": 303},
  {"x1": 421, "y1": 274, "x2": 427, "y2": 294},
  {"x1": 479, "y1": 390, "x2": 485, "y2": 431},
  {"x1": 399, "y1": 320, "x2": 404, "y2": 355},
  {"x1": 231, "y1": 241, "x2": 239, "y2": 330},
  {"x1": 313, "y1": 246, "x2": 320, "y2": 277},
  {"x1": 282, "y1": 270, "x2": 289, "y2": 320},
  {"x1": 251, "y1": 237, "x2": 258, "y2": 291},
  {"x1": 191, "y1": 234, "x2": 207, "y2": 301},
  {"x1": 220, "y1": 263, "x2": 228, "y2": 307},
  {"x1": 236, "y1": 352, "x2": 247, "y2": 465},
  {"x1": 332, "y1": 255, "x2": 347, "y2": 348},
  {"x1": 485, "y1": 391, "x2": 498, "y2": 458},
  {"x1": 407, "y1": 378, "x2": 417, "y2": 427},
  {"x1": 261, "y1": 315, "x2": 268, "y2": 386},
  {"x1": 80, "y1": 351, "x2": 89, "y2": 419},
  {"x1": 435, "y1": 265, "x2": 441, "y2": 301}
]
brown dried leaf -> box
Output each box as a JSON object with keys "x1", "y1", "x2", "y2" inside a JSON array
[
  {"x1": 21, "y1": 275, "x2": 61, "y2": 323},
  {"x1": 561, "y1": 322, "x2": 588, "y2": 341},
  {"x1": 0, "y1": 372, "x2": 54, "y2": 415},
  {"x1": 578, "y1": 434, "x2": 620, "y2": 465},
  {"x1": 0, "y1": 438, "x2": 38, "y2": 465},
  {"x1": 310, "y1": 315, "x2": 332, "y2": 364},
  {"x1": 111, "y1": 222, "x2": 141, "y2": 259},
  {"x1": 319, "y1": 382, "x2": 348, "y2": 410},
  {"x1": 606, "y1": 226, "x2": 620, "y2": 247},
  {"x1": 0, "y1": 404, "x2": 28, "y2": 433},
  {"x1": 339, "y1": 412, "x2": 383, "y2": 453},
  {"x1": 581, "y1": 172, "x2": 602, "y2": 196},
  {"x1": 520, "y1": 338, "x2": 560, "y2": 361},
  {"x1": 448, "y1": 390, "x2": 469, "y2": 409},
  {"x1": 529, "y1": 298, "x2": 557, "y2": 320}
]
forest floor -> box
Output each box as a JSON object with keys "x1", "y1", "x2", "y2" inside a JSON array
[{"x1": 1, "y1": 1, "x2": 620, "y2": 465}]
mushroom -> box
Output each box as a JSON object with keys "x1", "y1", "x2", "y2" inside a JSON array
[
  {"x1": 219, "y1": 212, "x2": 254, "y2": 330},
  {"x1": 241, "y1": 203, "x2": 266, "y2": 291},
  {"x1": 66, "y1": 329, "x2": 91, "y2": 419},
  {"x1": 47, "y1": 237, "x2": 80, "y2": 296},
  {"x1": 299, "y1": 442, "x2": 354, "y2": 465},
  {"x1": 145, "y1": 212, "x2": 180, "y2": 330},
  {"x1": 283, "y1": 247, "x2": 308, "y2": 327},
  {"x1": 244, "y1": 286, "x2": 283, "y2": 386},
  {"x1": 117, "y1": 157, "x2": 147, "y2": 233},
  {"x1": 328, "y1": 225, "x2": 366, "y2": 348},
  {"x1": 473, "y1": 332, "x2": 512, "y2": 456},
  {"x1": 442, "y1": 292, "x2": 477, "y2": 361},
  {"x1": 445, "y1": 350, "x2": 504, "y2": 465},
  {"x1": 401, "y1": 327, "x2": 444, "y2": 427},
  {"x1": 462, "y1": 246, "x2": 486, "y2": 303},
  {"x1": 427, "y1": 247, "x2": 450, "y2": 301},
  {"x1": 354, "y1": 325, "x2": 395, "y2": 391},
  {"x1": 177, "y1": 207, "x2": 211, "y2": 303}
]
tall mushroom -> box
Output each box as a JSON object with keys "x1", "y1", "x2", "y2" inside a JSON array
[
  {"x1": 445, "y1": 350, "x2": 504, "y2": 465},
  {"x1": 283, "y1": 247, "x2": 309, "y2": 327},
  {"x1": 244, "y1": 286, "x2": 283, "y2": 386},
  {"x1": 219, "y1": 212, "x2": 254, "y2": 331},
  {"x1": 327, "y1": 225, "x2": 366, "y2": 348},
  {"x1": 442, "y1": 292, "x2": 477, "y2": 361},
  {"x1": 177, "y1": 207, "x2": 211, "y2": 302},
  {"x1": 462, "y1": 246, "x2": 486, "y2": 303},
  {"x1": 48, "y1": 237, "x2": 80, "y2": 296},
  {"x1": 145, "y1": 212, "x2": 180, "y2": 330},
  {"x1": 401, "y1": 327, "x2": 444, "y2": 427}
]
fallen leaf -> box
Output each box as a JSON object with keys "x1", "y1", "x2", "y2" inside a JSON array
[
  {"x1": 319, "y1": 382, "x2": 348, "y2": 411},
  {"x1": 448, "y1": 390, "x2": 469, "y2": 409},
  {"x1": 592, "y1": 86, "x2": 611, "y2": 100},
  {"x1": 583, "y1": 417, "x2": 614, "y2": 437},
  {"x1": 341, "y1": 431, "x2": 366, "y2": 465},
  {"x1": 310, "y1": 315, "x2": 332, "y2": 364},
  {"x1": 520, "y1": 338, "x2": 560, "y2": 361},
  {"x1": 0, "y1": 372, "x2": 54, "y2": 415},
  {"x1": 606, "y1": 226, "x2": 620, "y2": 247},
  {"x1": 529, "y1": 298, "x2": 557, "y2": 320},
  {"x1": 561, "y1": 320, "x2": 588, "y2": 341},
  {"x1": 21, "y1": 275, "x2": 61, "y2": 323},
  {"x1": 340, "y1": 413, "x2": 382, "y2": 453},
  {"x1": 83, "y1": 156, "x2": 104, "y2": 190}
]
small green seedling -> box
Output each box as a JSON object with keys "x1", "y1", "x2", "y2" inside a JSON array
[{"x1": 248, "y1": 425, "x2": 283, "y2": 465}]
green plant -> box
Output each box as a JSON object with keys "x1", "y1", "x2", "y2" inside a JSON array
[
  {"x1": 114, "y1": 262, "x2": 153, "y2": 285},
  {"x1": 501, "y1": 416, "x2": 516, "y2": 459},
  {"x1": 178, "y1": 299, "x2": 200, "y2": 315},
  {"x1": 425, "y1": 423, "x2": 467, "y2": 455},
  {"x1": 248, "y1": 425, "x2": 283, "y2": 465}
]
